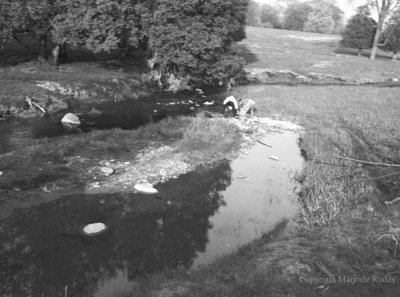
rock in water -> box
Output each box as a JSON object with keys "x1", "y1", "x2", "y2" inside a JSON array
[
  {"x1": 83, "y1": 223, "x2": 107, "y2": 235},
  {"x1": 61, "y1": 113, "x2": 81, "y2": 128},
  {"x1": 134, "y1": 183, "x2": 159, "y2": 194}
]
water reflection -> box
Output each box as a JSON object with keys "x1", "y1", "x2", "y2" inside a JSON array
[{"x1": 0, "y1": 161, "x2": 231, "y2": 297}]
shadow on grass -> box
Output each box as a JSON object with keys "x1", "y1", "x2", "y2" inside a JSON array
[
  {"x1": 237, "y1": 44, "x2": 258, "y2": 65},
  {"x1": 334, "y1": 47, "x2": 396, "y2": 61}
]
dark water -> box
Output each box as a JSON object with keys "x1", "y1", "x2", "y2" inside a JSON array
[
  {"x1": 0, "y1": 129, "x2": 302, "y2": 297},
  {"x1": 0, "y1": 92, "x2": 225, "y2": 154},
  {"x1": 0, "y1": 162, "x2": 231, "y2": 297}
]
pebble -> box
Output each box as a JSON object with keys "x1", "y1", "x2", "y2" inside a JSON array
[
  {"x1": 0, "y1": 171, "x2": 3, "y2": 176},
  {"x1": 268, "y1": 156, "x2": 279, "y2": 161}
]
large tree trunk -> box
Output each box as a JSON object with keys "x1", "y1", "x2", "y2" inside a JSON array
[
  {"x1": 370, "y1": 19, "x2": 384, "y2": 60},
  {"x1": 38, "y1": 34, "x2": 48, "y2": 61}
]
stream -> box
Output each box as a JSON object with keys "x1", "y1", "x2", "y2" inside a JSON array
[{"x1": 0, "y1": 93, "x2": 302, "y2": 297}]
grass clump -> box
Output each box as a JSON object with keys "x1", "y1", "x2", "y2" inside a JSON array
[{"x1": 0, "y1": 115, "x2": 241, "y2": 190}]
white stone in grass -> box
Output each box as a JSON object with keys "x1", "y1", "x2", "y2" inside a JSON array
[
  {"x1": 134, "y1": 183, "x2": 159, "y2": 194},
  {"x1": 101, "y1": 167, "x2": 114, "y2": 176},
  {"x1": 268, "y1": 156, "x2": 279, "y2": 161},
  {"x1": 83, "y1": 223, "x2": 107, "y2": 235},
  {"x1": 0, "y1": 171, "x2": 3, "y2": 177}
]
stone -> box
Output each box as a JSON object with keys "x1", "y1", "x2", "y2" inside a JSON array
[
  {"x1": 0, "y1": 171, "x2": 3, "y2": 177},
  {"x1": 83, "y1": 223, "x2": 107, "y2": 235},
  {"x1": 101, "y1": 167, "x2": 114, "y2": 176},
  {"x1": 61, "y1": 113, "x2": 81, "y2": 128},
  {"x1": 134, "y1": 183, "x2": 159, "y2": 194},
  {"x1": 269, "y1": 156, "x2": 279, "y2": 161}
]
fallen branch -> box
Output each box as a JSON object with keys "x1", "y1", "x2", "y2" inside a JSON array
[
  {"x1": 256, "y1": 138, "x2": 272, "y2": 147},
  {"x1": 335, "y1": 156, "x2": 400, "y2": 168},
  {"x1": 25, "y1": 96, "x2": 46, "y2": 113}
]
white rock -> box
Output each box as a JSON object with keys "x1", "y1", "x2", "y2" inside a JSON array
[
  {"x1": 61, "y1": 113, "x2": 81, "y2": 127},
  {"x1": 101, "y1": 167, "x2": 114, "y2": 176},
  {"x1": 83, "y1": 223, "x2": 107, "y2": 235},
  {"x1": 269, "y1": 156, "x2": 279, "y2": 161},
  {"x1": 203, "y1": 101, "x2": 214, "y2": 106},
  {"x1": 134, "y1": 183, "x2": 159, "y2": 194},
  {"x1": 0, "y1": 171, "x2": 3, "y2": 177}
]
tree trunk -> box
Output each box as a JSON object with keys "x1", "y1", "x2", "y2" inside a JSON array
[
  {"x1": 370, "y1": 19, "x2": 384, "y2": 60},
  {"x1": 52, "y1": 44, "x2": 60, "y2": 66},
  {"x1": 358, "y1": 48, "x2": 362, "y2": 56},
  {"x1": 38, "y1": 34, "x2": 48, "y2": 61},
  {"x1": 392, "y1": 52, "x2": 398, "y2": 61}
]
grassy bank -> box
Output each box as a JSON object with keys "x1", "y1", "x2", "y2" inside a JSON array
[
  {"x1": 240, "y1": 27, "x2": 400, "y2": 81},
  {"x1": 0, "y1": 114, "x2": 241, "y2": 190},
  {"x1": 128, "y1": 85, "x2": 400, "y2": 296}
]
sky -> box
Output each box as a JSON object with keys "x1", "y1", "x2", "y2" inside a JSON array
[{"x1": 253, "y1": 0, "x2": 366, "y2": 19}]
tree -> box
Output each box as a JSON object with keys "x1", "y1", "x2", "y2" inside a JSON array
[
  {"x1": 146, "y1": 0, "x2": 248, "y2": 89},
  {"x1": 247, "y1": 0, "x2": 261, "y2": 26},
  {"x1": 260, "y1": 4, "x2": 283, "y2": 29},
  {"x1": 340, "y1": 5, "x2": 377, "y2": 56},
  {"x1": 51, "y1": 0, "x2": 147, "y2": 64},
  {"x1": 304, "y1": 4, "x2": 335, "y2": 34},
  {"x1": 309, "y1": 0, "x2": 344, "y2": 33},
  {"x1": 368, "y1": 0, "x2": 400, "y2": 60},
  {"x1": 379, "y1": 12, "x2": 400, "y2": 60},
  {"x1": 284, "y1": 2, "x2": 313, "y2": 31}
]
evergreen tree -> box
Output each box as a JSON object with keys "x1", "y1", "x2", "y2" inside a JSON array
[
  {"x1": 340, "y1": 6, "x2": 377, "y2": 56},
  {"x1": 146, "y1": 0, "x2": 247, "y2": 88}
]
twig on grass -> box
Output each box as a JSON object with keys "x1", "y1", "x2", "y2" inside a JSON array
[{"x1": 335, "y1": 156, "x2": 400, "y2": 168}]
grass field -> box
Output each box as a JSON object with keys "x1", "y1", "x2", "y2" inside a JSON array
[{"x1": 239, "y1": 27, "x2": 400, "y2": 81}]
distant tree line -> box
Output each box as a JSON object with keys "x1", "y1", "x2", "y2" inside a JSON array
[
  {"x1": 246, "y1": 0, "x2": 344, "y2": 34},
  {"x1": 0, "y1": 0, "x2": 248, "y2": 89}
]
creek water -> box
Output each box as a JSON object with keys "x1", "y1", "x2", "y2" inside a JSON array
[{"x1": 0, "y1": 95, "x2": 302, "y2": 297}]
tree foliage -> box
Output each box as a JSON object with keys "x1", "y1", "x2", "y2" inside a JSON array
[
  {"x1": 1, "y1": 0, "x2": 248, "y2": 88},
  {"x1": 146, "y1": 0, "x2": 247, "y2": 88},
  {"x1": 51, "y1": 0, "x2": 146, "y2": 54},
  {"x1": 380, "y1": 12, "x2": 400, "y2": 59},
  {"x1": 303, "y1": 4, "x2": 335, "y2": 34},
  {"x1": 284, "y1": 2, "x2": 313, "y2": 31},
  {"x1": 340, "y1": 6, "x2": 377, "y2": 55}
]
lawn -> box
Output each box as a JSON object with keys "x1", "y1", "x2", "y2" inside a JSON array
[{"x1": 239, "y1": 26, "x2": 400, "y2": 81}]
